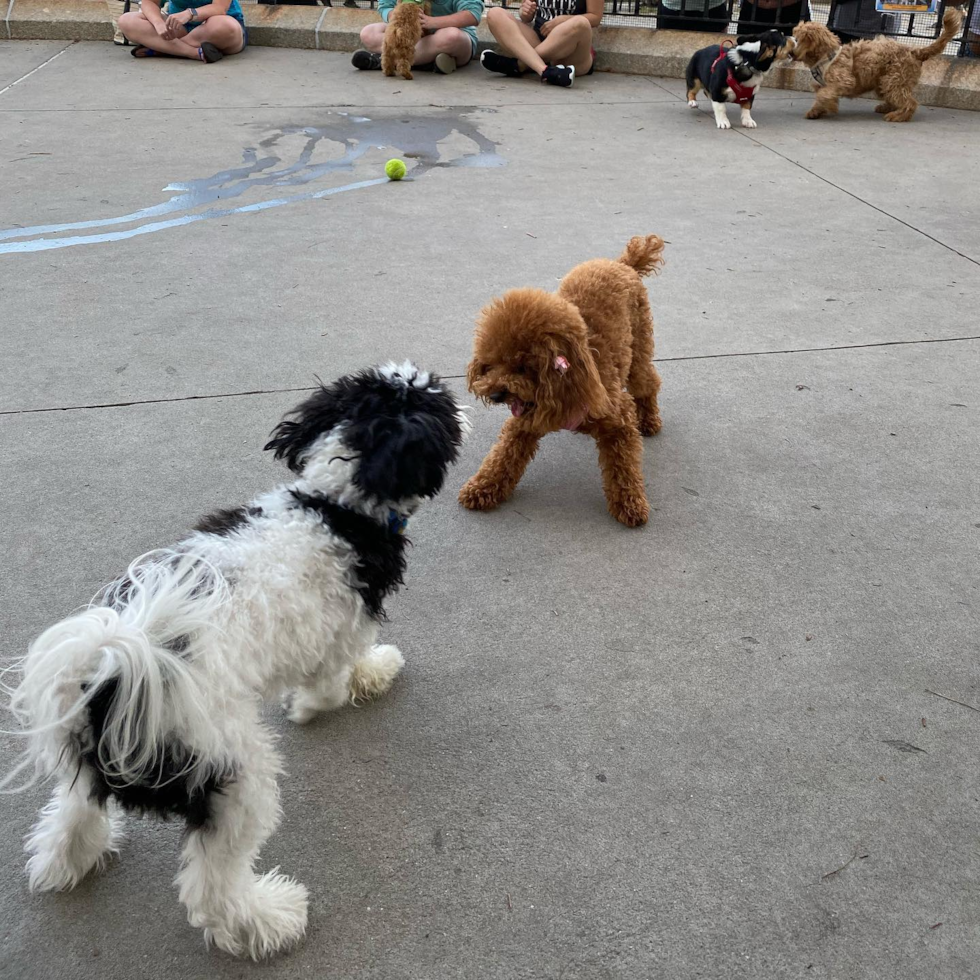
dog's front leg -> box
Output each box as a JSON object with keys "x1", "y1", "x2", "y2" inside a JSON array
[
  {"x1": 594, "y1": 415, "x2": 649, "y2": 528},
  {"x1": 711, "y1": 101, "x2": 731, "y2": 130},
  {"x1": 740, "y1": 101, "x2": 757, "y2": 129},
  {"x1": 459, "y1": 418, "x2": 541, "y2": 512},
  {"x1": 805, "y1": 89, "x2": 839, "y2": 119}
]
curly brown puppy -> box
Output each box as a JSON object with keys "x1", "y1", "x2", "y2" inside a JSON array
[
  {"x1": 791, "y1": 7, "x2": 963, "y2": 122},
  {"x1": 459, "y1": 236, "x2": 665, "y2": 528},
  {"x1": 382, "y1": 0, "x2": 428, "y2": 80}
]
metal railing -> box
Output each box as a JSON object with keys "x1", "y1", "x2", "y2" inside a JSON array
[{"x1": 244, "y1": 0, "x2": 978, "y2": 55}]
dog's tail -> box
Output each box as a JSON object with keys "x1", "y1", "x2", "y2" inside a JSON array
[
  {"x1": 0, "y1": 551, "x2": 226, "y2": 793},
  {"x1": 914, "y1": 7, "x2": 963, "y2": 62},
  {"x1": 618, "y1": 235, "x2": 666, "y2": 278}
]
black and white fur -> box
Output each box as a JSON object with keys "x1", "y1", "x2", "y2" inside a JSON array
[
  {"x1": 685, "y1": 32, "x2": 794, "y2": 130},
  {"x1": 2, "y1": 362, "x2": 469, "y2": 959}
]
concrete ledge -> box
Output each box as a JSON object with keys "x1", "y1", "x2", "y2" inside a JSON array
[
  {"x1": 7, "y1": 0, "x2": 112, "y2": 41},
  {"x1": 3, "y1": 0, "x2": 978, "y2": 111}
]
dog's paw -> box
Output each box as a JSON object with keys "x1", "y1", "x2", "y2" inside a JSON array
[
  {"x1": 349, "y1": 644, "x2": 405, "y2": 703},
  {"x1": 741, "y1": 116, "x2": 757, "y2": 129},
  {"x1": 688, "y1": 99, "x2": 698, "y2": 108},
  {"x1": 804, "y1": 108, "x2": 824, "y2": 119},
  {"x1": 608, "y1": 494, "x2": 650, "y2": 528},
  {"x1": 716, "y1": 117, "x2": 731, "y2": 130},
  {"x1": 459, "y1": 480, "x2": 504, "y2": 512},
  {"x1": 874, "y1": 102, "x2": 892, "y2": 114},
  {"x1": 638, "y1": 416, "x2": 662, "y2": 438},
  {"x1": 883, "y1": 110, "x2": 912, "y2": 123},
  {"x1": 206, "y1": 870, "x2": 309, "y2": 959}
]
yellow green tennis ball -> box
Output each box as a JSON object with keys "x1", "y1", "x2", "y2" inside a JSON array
[{"x1": 385, "y1": 158, "x2": 407, "y2": 181}]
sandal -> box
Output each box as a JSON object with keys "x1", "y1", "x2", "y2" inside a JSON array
[{"x1": 130, "y1": 45, "x2": 157, "y2": 58}]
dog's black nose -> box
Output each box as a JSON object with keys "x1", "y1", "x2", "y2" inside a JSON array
[{"x1": 489, "y1": 390, "x2": 509, "y2": 404}]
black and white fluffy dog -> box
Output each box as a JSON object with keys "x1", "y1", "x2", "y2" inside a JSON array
[
  {"x1": 685, "y1": 32, "x2": 795, "y2": 130},
  {"x1": 3, "y1": 362, "x2": 469, "y2": 959}
]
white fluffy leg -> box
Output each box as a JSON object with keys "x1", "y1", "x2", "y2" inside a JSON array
[
  {"x1": 26, "y1": 772, "x2": 123, "y2": 892},
  {"x1": 286, "y1": 665, "x2": 353, "y2": 725},
  {"x1": 712, "y1": 101, "x2": 731, "y2": 130},
  {"x1": 741, "y1": 106, "x2": 757, "y2": 128},
  {"x1": 349, "y1": 644, "x2": 405, "y2": 703},
  {"x1": 176, "y1": 744, "x2": 307, "y2": 959}
]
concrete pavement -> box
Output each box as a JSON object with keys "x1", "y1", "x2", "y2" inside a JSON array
[{"x1": 1, "y1": 41, "x2": 978, "y2": 980}]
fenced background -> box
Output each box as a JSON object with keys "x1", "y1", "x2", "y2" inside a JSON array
[{"x1": 243, "y1": 0, "x2": 978, "y2": 55}]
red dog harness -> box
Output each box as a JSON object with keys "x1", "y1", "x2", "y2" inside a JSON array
[{"x1": 711, "y1": 49, "x2": 755, "y2": 105}]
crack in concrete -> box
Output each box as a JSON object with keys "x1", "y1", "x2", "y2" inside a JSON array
[
  {"x1": 2, "y1": 337, "x2": 976, "y2": 418},
  {"x1": 0, "y1": 39, "x2": 73, "y2": 97}
]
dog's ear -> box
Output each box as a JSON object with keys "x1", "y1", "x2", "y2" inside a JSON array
[
  {"x1": 736, "y1": 34, "x2": 759, "y2": 44},
  {"x1": 530, "y1": 314, "x2": 612, "y2": 430},
  {"x1": 264, "y1": 383, "x2": 347, "y2": 472}
]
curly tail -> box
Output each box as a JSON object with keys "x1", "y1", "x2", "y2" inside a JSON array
[
  {"x1": 618, "y1": 235, "x2": 666, "y2": 278},
  {"x1": 1, "y1": 551, "x2": 226, "y2": 793},
  {"x1": 914, "y1": 7, "x2": 963, "y2": 62}
]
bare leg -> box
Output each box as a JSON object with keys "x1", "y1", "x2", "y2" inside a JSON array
[
  {"x1": 175, "y1": 737, "x2": 307, "y2": 959},
  {"x1": 412, "y1": 27, "x2": 474, "y2": 67},
  {"x1": 360, "y1": 21, "x2": 387, "y2": 52},
  {"x1": 534, "y1": 18, "x2": 594, "y2": 74},
  {"x1": 120, "y1": 11, "x2": 244, "y2": 59},
  {"x1": 26, "y1": 767, "x2": 124, "y2": 892},
  {"x1": 459, "y1": 418, "x2": 541, "y2": 511},
  {"x1": 485, "y1": 8, "x2": 549, "y2": 75},
  {"x1": 594, "y1": 407, "x2": 649, "y2": 527}
]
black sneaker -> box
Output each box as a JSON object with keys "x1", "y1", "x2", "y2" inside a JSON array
[
  {"x1": 541, "y1": 64, "x2": 575, "y2": 88},
  {"x1": 200, "y1": 42, "x2": 224, "y2": 64},
  {"x1": 481, "y1": 50, "x2": 523, "y2": 78},
  {"x1": 352, "y1": 50, "x2": 382, "y2": 71}
]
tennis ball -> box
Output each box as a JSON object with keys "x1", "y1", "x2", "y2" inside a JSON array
[{"x1": 385, "y1": 158, "x2": 407, "y2": 181}]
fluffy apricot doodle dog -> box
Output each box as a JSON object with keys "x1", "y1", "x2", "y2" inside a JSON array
[
  {"x1": 791, "y1": 7, "x2": 963, "y2": 122},
  {"x1": 460, "y1": 236, "x2": 665, "y2": 528},
  {"x1": 4, "y1": 363, "x2": 469, "y2": 958},
  {"x1": 382, "y1": 0, "x2": 428, "y2": 79}
]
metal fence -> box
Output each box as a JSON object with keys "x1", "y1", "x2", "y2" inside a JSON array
[{"x1": 245, "y1": 0, "x2": 979, "y2": 55}]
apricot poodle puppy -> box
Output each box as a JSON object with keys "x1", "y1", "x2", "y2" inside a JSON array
[
  {"x1": 791, "y1": 7, "x2": 963, "y2": 123},
  {"x1": 459, "y1": 236, "x2": 666, "y2": 528},
  {"x1": 382, "y1": 0, "x2": 428, "y2": 80}
]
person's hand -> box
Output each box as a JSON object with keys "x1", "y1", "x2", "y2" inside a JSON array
[
  {"x1": 539, "y1": 17, "x2": 555, "y2": 35},
  {"x1": 165, "y1": 8, "x2": 192, "y2": 35},
  {"x1": 519, "y1": 0, "x2": 537, "y2": 23},
  {"x1": 154, "y1": 18, "x2": 173, "y2": 40}
]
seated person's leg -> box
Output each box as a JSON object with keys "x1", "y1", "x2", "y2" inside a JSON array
[
  {"x1": 184, "y1": 15, "x2": 247, "y2": 55},
  {"x1": 484, "y1": 6, "x2": 548, "y2": 75},
  {"x1": 413, "y1": 27, "x2": 475, "y2": 68},
  {"x1": 123, "y1": 10, "x2": 206, "y2": 59},
  {"x1": 360, "y1": 22, "x2": 387, "y2": 53},
  {"x1": 535, "y1": 17, "x2": 593, "y2": 74}
]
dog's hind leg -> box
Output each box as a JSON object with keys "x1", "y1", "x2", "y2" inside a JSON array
[
  {"x1": 626, "y1": 288, "x2": 662, "y2": 437},
  {"x1": 349, "y1": 644, "x2": 405, "y2": 703},
  {"x1": 879, "y1": 71, "x2": 917, "y2": 121},
  {"x1": 176, "y1": 733, "x2": 307, "y2": 959},
  {"x1": 459, "y1": 418, "x2": 541, "y2": 512},
  {"x1": 687, "y1": 78, "x2": 701, "y2": 107},
  {"x1": 26, "y1": 766, "x2": 124, "y2": 892},
  {"x1": 594, "y1": 408, "x2": 650, "y2": 528}
]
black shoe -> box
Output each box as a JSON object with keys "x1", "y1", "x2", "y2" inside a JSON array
[
  {"x1": 200, "y1": 42, "x2": 224, "y2": 63},
  {"x1": 541, "y1": 64, "x2": 575, "y2": 87},
  {"x1": 352, "y1": 50, "x2": 382, "y2": 70},
  {"x1": 480, "y1": 50, "x2": 523, "y2": 78}
]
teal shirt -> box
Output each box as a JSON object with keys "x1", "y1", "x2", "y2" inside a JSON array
[
  {"x1": 378, "y1": 0, "x2": 484, "y2": 51},
  {"x1": 167, "y1": 0, "x2": 245, "y2": 26}
]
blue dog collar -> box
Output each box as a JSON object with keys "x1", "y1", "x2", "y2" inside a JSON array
[{"x1": 387, "y1": 510, "x2": 409, "y2": 536}]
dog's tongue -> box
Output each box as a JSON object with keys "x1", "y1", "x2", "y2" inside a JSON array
[{"x1": 510, "y1": 399, "x2": 525, "y2": 418}]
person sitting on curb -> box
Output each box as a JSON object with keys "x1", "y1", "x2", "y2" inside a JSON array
[
  {"x1": 480, "y1": 0, "x2": 602, "y2": 88},
  {"x1": 352, "y1": 0, "x2": 485, "y2": 75},
  {"x1": 120, "y1": 0, "x2": 248, "y2": 62}
]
